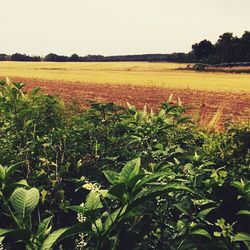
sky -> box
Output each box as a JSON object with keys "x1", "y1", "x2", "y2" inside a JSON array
[{"x1": 0, "y1": 0, "x2": 249, "y2": 56}]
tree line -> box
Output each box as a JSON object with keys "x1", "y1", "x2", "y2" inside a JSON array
[
  {"x1": 192, "y1": 31, "x2": 250, "y2": 64},
  {"x1": 0, "y1": 31, "x2": 249, "y2": 64},
  {"x1": 0, "y1": 52, "x2": 192, "y2": 63}
]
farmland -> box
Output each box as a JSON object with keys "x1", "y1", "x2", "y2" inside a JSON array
[
  {"x1": 1, "y1": 61, "x2": 250, "y2": 92},
  {"x1": 1, "y1": 0, "x2": 250, "y2": 247},
  {"x1": 0, "y1": 80, "x2": 249, "y2": 249},
  {"x1": 0, "y1": 61, "x2": 249, "y2": 124},
  {"x1": 0, "y1": 62, "x2": 249, "y2": 249}
]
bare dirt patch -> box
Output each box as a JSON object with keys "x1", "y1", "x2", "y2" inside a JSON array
[{"x1": 1, "y1": 76, "x2": 250, "y2": 125}]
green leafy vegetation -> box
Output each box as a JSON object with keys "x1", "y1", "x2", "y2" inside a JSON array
[{"x1": 0, "y1": 80, "x2": 249, "y2": 249}]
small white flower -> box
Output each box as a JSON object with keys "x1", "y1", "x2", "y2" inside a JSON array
[
  {"x1": 77, "y1": 203, "x2": 86, "y2": 223},
  {"x1": 76, "y1": 233, "x2": 88, "y2": 249},
  {"x1": 82, "y1": 182, "x2": 100, "y2": 192}
]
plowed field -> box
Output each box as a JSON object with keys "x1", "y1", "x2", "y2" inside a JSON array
[{"x1": 1, "y1": 77, "x2": 249, "y2": 125}]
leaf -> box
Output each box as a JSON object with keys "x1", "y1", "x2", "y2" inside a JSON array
[
  {"x1": 189, "y1": 228, "x2": 211, "y2": 239},
  {"x1": 108, "y1": 183, "x2": 127, "y2": 201},
  {"x1": 10, "y1": 187, "x2": 39, "y2": 217},
  {"x1": 131, "y1": 184, "x2": 192, "y2": 208},
  {"x1": 198, "y1": 207, "x2": 217, "y2": 219},
  {"x1": 122, "y1": 205, "x2": 145, "y2": 219},
  {"x1": 15, "y1": 179, "x2": 29, "y2": 186},
  {"x1": 120, "y1": 158, "x2": 140, "y2": 183},
  {"x1": 231, "y1": 181, "x2": 244, "y2": 192},
  {"x1": 104, "y1": 206, "x2": 127, "y2": 231},
  {"x1": 36, "y1": 216, "x2": 53, "y2": 239},
  {"x1": 4, "y1": 179, "x2": 29, "y2": 194},
  {"x1": 174, "y1": 203, "x2": 189, "y2": 215},
  {"x1": 133, "y1": 172, "x2": 166, "y2": 190},
  {"x1": 5, "y1": 162, "x2": 24, "y2": 180},
  {"x1": 128, "y1": 174, "x2": 144, "y2": 189},
  {"x1": 85, "y1": 190, "x2": 103, "y2": 211},
  {"x1": 103, "y1": 170, "x2": 120, "y2": 184},
  {"x1": 0, "y1": 165, "x2": 5, "y2": 181},
  {"x1": 68, "y1": 205, "x2": 86, "y2": 214},
  {"x1": 92, "y1": 218, "x2": 103, "y2": 233},
  {"x1": 233, "y1": 232, "x2": 250, "y2": 242},
  {"x1": 237, "y1": 210, "x2": 250, "y2": 216},
  {"x1": 41, "y1": 223, "x2": 91, "y2": 250},
  {"x1": 199, "y1": 161, "x2": 215, "y2": 169},
  {"x1": 41, "y1": 189, "x2": 48, "y2": 204},
  {"x1": 192, "y1": 199, "x2": 216, "y2": 206},
  {"x1": 0, "y1": 228, "x2": 30, "y2": 242}
]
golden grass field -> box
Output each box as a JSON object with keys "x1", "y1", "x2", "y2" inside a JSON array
[{"x1": 0, "y1": 61, "x2": 250, "y2": 93}]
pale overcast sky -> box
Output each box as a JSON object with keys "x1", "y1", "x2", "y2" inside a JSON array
[{"x1": 0, "y1": 0, "x2": 249, "y2": 56}]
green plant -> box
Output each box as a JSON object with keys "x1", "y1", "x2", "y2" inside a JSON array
[{"x1": 0, "y1": 80, "x2": 249, "y2": 249}]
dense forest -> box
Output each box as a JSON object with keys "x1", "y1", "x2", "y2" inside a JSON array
[{"x1": 0, "y1": 31, "x2": 250, "y2": 64}]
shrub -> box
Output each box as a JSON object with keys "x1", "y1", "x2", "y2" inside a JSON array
[{"x1": 0, "y1": 81, "x2": 249, "y2": 249}]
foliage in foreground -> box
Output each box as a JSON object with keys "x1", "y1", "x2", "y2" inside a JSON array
[{"x1": 0, "y1": 80, "x2": 249, "y2": 249}]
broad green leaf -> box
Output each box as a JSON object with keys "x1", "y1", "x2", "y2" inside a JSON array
[
  {"x1": 92, "y1": 218, "x2": 103, "y2": 233},
  {"x1": 104, "y1": 206, "x2": 127, "y2": 231},
  {"x1": 177, "y1": 220, "x2": 186, "y2": 231},
  {"x1": 120, "y1": 158, "x2": 140, "y2": 183},
  {"x1": 131, "y1": 184, "x2": 192, "y2": 208},
  {"x1": 0, "y1": 228, "x2": 30, "y2": 242},
  {"x1": 5, "y1": 162, "x2": 24, "y2": 180},
  {"x1": 174, "y1": 203, "x2": 189, "y2": 215},
  {"x1": 103, "y1": 170, "x2": 120, "y2": 184},
  {"x1": 41, "y1": 223, "x2": 91, "y2": 250},
  {"x1": 10, "y1": 187, "x2": 39, "y2": 217},
  {"x1": 189, "y1": 228, "x2": 211, "y2": 239},
  {"x1": 128, "y1": 174, "x2": 144, "y2": 190},
  {"x1": 42, "y1": 228, "x2": 68, "y2": 250},
  {"x1": 15, "y1": 179, "x2": 29, "y2": 186},
  {"x1": 231, "y1": 181, "x2": 244, "y2": 192},
  {"x1": 108, "y1": 183, "x2": 127, "y2": 201},
  {"x1": 4, "y1": 179, "x2": 29, "y2": 194},
  {"x1": 36, "y1": 216, "x2": 53, "y2": 239},
  {"x1": 133, "y1": 172, "x2": 167, "y2": 190},
  {"x1": 68, "y1": 205, "x2": 86, "y2": 214},
  {"x1": 233, "y1": 232, "x2": 250, "y2": 242},
  {"x1": 85, "y1": 190, "x2": 103, "y2": 211},
  {"x1": 198, "y1": 207, "x2": 217, "y2": 219},
  {"x1": 122, "y1": 205, "x2": 145, "y2": 219}
]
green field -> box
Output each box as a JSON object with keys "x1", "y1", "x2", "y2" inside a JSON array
[{"x1": 1, "y1": 61, "x2": 250, "y2": 92}]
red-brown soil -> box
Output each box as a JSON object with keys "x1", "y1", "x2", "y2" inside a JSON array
[
  {"x1": 205, "y1": 66, "x2": 250, "y2": 74},
  {"x1": 1, "y1": 77, "x2": 250, "y2": 125}
]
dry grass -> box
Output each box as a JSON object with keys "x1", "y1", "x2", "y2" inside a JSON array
[{"x1": 0, "y1": 61, "x2": 250, "y2": 93}]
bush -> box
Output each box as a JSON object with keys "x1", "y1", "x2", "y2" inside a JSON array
[{"x1": 0, "y1": 81, "x2": 249, "y2": 249}]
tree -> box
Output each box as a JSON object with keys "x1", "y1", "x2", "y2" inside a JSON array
[
  {"x1": 192, "y1": 40, "x2": 215, "y2": 62},
  {"x1": 10, "y1": 53, "x2": 41, "y2": 61},
  {"x1": 44, "y1": 53, "x2": 59, "y2": 61},
  {"x1": 240, "y1": 31, "x2": 250, "y2": 61},
  {"x1": 0, "y1": 54, "x2": 8, "y2": 61},
  {"x1": 215, "y1": 32, "x2": 240, "y2": 63},
  {"x1": 44, "y1": 53, "x2": 68, "y2": 62},
  {"x1": 10, "y1": 53, "x2": 28, "y2": 61},
  {"x1": 69, "y1": 53, "x2": 80, "y2": 62}
]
